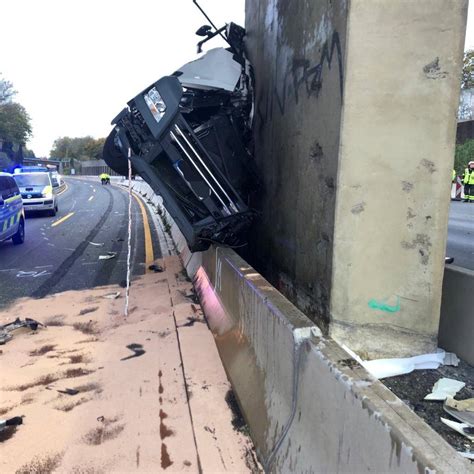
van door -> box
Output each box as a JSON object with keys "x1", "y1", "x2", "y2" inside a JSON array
[
  {"x1": 0, "y1": 176, "x2": 20, "y2": 241},
  {"x1": 0, "y1": 176, "x2": 12, "y2": 241}
]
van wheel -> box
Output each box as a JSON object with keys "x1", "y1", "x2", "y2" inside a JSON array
[
  {"x1": 50, "y1": 207, "x2": 57, "y2": 217},
  {"x1": 12, "y1": 218, "x2": 25, "y2": 245}
]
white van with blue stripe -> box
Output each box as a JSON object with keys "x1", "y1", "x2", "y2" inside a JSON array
[{"x1": 0, "y1": 172, "x2": 25, "y2": 245}]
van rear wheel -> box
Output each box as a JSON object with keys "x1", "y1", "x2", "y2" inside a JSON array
[{"x1": 12, "y1": 218, "x2": 25, "y2": 245}]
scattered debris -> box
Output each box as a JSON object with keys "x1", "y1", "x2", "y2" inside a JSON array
[
  {"x1": 444, "y1": 397, "x2": 474, "y2": 426},
  {"x1": 343, "y1": 345, "x2": 446, "y2": 379},
  {"x1": 99, "y1": 252, "x2": 117, "y2": 260},
  {"x1": 424, "y1": 378, "x2": 465, "y2": 401},
  {"x1": 149, "y1": 264, "x2": 164, "y2": 273},
  {"x1": 459, "y1": 451, "x2": 474, "y2": 460},
  {"x1": 56, "y1": 388, "x2": 79, "y2": 395},
  {"x1": 443, "y1": 352, "x2": 460, "y2": 367},
  {"x1": 440, "y1": 417, "x2": 474, "y2": 441},
  {"x1": 103, "y1": 291, "x2": 120, "y2": 300},
  {"x1": 120, "y1": 343, "x2": 145, "y2": 361},
  {"x1": 0, "y1": 318, "x2": 44, "y2": 345},
  {"x1": 89, "y1": 242, "x2": 105, "y2": 247},
  {"x1": 0, "y1": 416, "x2": 23, "y2": 431}
]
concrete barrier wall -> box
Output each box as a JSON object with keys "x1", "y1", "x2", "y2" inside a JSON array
[
  {"x1": 439, "y1": 265, "x2": 474, "y2": 365},
  {"x1": 194, "y1": 248, "x2": 469, "y2": 473},
  {"x1": 120, "y1": 178, "x2": 470, "y2": 472}
]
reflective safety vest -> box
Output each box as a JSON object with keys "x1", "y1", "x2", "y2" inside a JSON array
[
  {"x1": 463, "y1": 168, "x2": 474, "y2": 185},
  {"x1": 452, "y1": 169, "x2": 456, "y2": 181}
]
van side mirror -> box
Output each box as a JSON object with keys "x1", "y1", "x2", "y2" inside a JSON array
[{"x1": 196, "y1": 25, "x2": 212, "y2": 37}]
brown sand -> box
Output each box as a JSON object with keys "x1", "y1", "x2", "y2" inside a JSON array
[{"x1": 0, "y1": 256, "x2": 259, "y2": 473}]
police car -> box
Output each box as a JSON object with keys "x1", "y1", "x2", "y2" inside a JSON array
[
  {"x1": 0, "y1": 172, "x2": 25, "y2": 245},
  {"x1": 13, "y1": 172, "x2": 58, "y2": 216}
]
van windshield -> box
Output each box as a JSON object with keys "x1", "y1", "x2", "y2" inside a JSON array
[{"x1": 14, "y1": 173, "x2": 50, "y2": 187}]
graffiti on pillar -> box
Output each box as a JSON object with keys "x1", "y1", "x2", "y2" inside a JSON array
[
  {"x1": 368, "y1": 296, "x2": 401, "y2": 313},
  {"x1": 290, "y1": 31, "x2": 344, "y2": 105},
  {"x1": 256, "y1": 31, "x2": 344, "y2": 132},
  {"x1": 274, "y1": 31, "x2": 344, "y2": 114}
]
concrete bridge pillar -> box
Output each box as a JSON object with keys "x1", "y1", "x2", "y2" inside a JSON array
[{"x1": 245, "y1": 0, "x2": 468, "y2": 357}]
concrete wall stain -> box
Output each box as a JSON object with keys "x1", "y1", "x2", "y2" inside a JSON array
[
  {"x1": 401, "y1": 233, "x2": 432, "y2": 265},
  {"x1": 351, "y1": 202, "x2": 366, "y2": 215},
  {"x1": 423, "y1": 57, "x2": 448, "y2": 80}
]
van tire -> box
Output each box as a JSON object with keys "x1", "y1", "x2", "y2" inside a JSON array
[{"x1": 12, "y1": 218, "x2": 25, "y2": 245}]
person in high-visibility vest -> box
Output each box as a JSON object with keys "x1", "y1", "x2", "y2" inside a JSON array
[
  {"x1": 462, "y1": 161, "x2": 474, "y2": 202},
  {"x1": 99, "y1": 172, "x2": 110, "y2": 185}
]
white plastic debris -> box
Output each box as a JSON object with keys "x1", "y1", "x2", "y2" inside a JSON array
[
  {"x1": 89, "y1": 241, "x2": 105, "y2": 247},
  {"x1": 459, "y1": 451, "x2": 474, "y2": 460},
  {"x1": 444, "y1": 396, "x2": 474, "y2": 426},
  {"x1": 440, "y1": 417, "x2": 474, "y2": 441},
  {"x1": 424, "y1": 378, "x2": 465, "y2": 401},
  {"x1": 103, "y1": 291, "x2": 120, "y2": 300},
  {"x1": 99, "y1": 252, "x2": 117, "y2": 260},
  {"x1": 443, "y1": 352, "x2": 460, "y2": 367},
  {"x1": 342, "y1": 345, "x2": 446, "y2": 379}
]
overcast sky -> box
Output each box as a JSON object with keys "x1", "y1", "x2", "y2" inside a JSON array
[
  {"x1": 0, "y1": 0, "x2": 245, "y2": 156},
  {"x1": 0, "y1": 0, "x2": 472, "y2": 157}
]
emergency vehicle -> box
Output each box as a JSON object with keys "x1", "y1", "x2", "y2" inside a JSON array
[{"x1": 0, "y1": 172, "x2": 25, "y2": 245}]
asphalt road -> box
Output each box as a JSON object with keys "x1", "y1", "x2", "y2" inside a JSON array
[
  {"x1": 0, "y1": 177, "x2": 161, "y2": 308},
  {"x1": 446, "y1": 200, "x2": 474, "y2": 270}
]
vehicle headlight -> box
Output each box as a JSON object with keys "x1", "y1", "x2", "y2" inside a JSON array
[
  {"x1": 42, "y1": 185, "x2": 53, "y2": 199},
  {"x1": 144, "y1": 87, "x2": 166, "y2": 123}
]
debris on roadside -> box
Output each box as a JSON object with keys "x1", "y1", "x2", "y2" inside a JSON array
[
  {"x1": 342, "y1": 345, "x2": 450, "y2": 379},
  {"x1": 459, "y1": 451, "x2": 474, "y2": 460},
  {"x1": 444, "y1": 397, "x2": 474, "y2": 425},
  {"x1": 46, "y1": 386, "x2": 80, "y2": 396},
  {"x1": 0, "y1": 318, "x2": 44, "y2": 345},
  {"x1": 443, "y1": 352, "x2": 460, "y2": 367},
  {"x1": 148, "y1": 264, "x2": 164, "y2": 273},
  {"x1": 99, "y1": 252, "x2": 117, "y2": 260},
  {"x1": 103, "y1": 292, "x2": 120, "y2": 300},
  {"x1": 424, "y1": 378, "x2": 465, "y2": 401},
  {"x1": 120, "y1": 343, "x2": 145, "y2": 361},
  {"x1": 440, "y1": 417, "x2": 474, "y2": 441},
  {"x1": 0, "y1": 416, "x2": 23, "y2": 431},
  {"x1": 89, "y1": 242, "x2": 105, "y2": 247}
]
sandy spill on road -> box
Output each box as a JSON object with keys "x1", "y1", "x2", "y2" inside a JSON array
[{"x1": 0, "y1": 256, "x2": 259, "y2": 473}]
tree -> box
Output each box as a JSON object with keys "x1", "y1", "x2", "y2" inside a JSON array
[
  {"x1": 0, "y1": 74, "x2": 15, "y2": 104},
  {"x1": 23, "y1": 147, "x2": 36, "y2": 158},
  {"x1": 462, "y1": 50, "x2": 474, "y2": 89},
  {"x1": 0, "y1": 74, "x2": 32, "y2": 145},
  {"x1": 50, "y1": 136, "x2": 106, "y2": 161},
  {"x1": 454, "y1": 138, "x2": 474, "y2": 174},
  {"x1": 0, "y1": 102, "x2": 32, "y2": 144}
]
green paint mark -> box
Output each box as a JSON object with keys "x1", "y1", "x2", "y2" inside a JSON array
[{"x1": 368, "y1": 296, "x2": 401, "y2": 313}]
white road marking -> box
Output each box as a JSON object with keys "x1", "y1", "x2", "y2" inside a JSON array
[
  {"x1": 17, "y1": 270, "x2": 50, "y2": 278},
  {"x1": 0, "y1": 268, "x2": 17, "y2": 273},
  {"x1": 34, "y1": 265, "x2": 53, "y2": 269}
]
